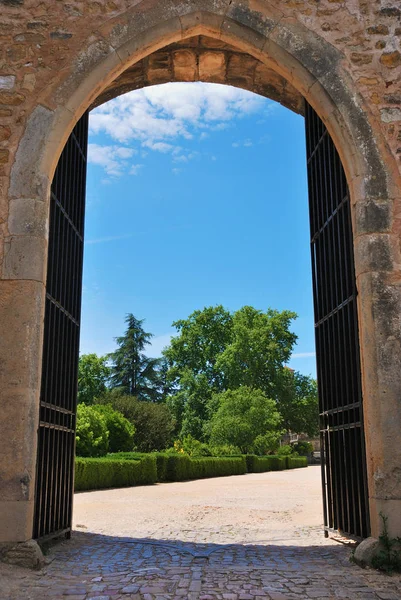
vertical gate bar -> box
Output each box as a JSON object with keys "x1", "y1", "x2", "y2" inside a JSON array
[
  {"x1": 34, "y1": 113, "x2": 88, "y2": 540},
  {"x1": 305, "y1": 101, "x2": 369, "y2": 538}
]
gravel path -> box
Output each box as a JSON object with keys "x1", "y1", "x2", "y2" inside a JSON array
[
  {"x1": 1, "y1": 466, "x2": 401, "y2": 599},
  {"x1": 72, "y1": 466, "x2": 328, "y2": 545}
]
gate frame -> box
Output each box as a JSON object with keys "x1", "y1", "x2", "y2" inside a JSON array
[{"x1": 1, "y1": 5, "x2": 401, "y2": 545}]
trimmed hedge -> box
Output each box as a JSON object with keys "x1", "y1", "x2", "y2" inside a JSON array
[
  {"x1": 75, "y1": 455, "x2": 157, "y2": 491},
  {"x1": 246, "y1": 455, "x2": 287, "y2": 473},
  {"x1": 75, "y1": 451, "x2": 307, "y2": 491},
  {"x1": 286, "y1": 456, "x2": 308, "y2": 469},
  {"x1": 106, "y1": 453, "x2": 247, "y2": 481},
  {"x1": 189, "y1": 456, "x2": 247, "y2": 479}
]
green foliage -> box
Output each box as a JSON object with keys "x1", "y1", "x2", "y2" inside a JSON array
[
  {"x1": 246, "y1": 455, "x2": 287, "y2": 472},
  {"x1": 251, "y1": 432, "x2": 281, "y2": 456},
  {"x1": 277, "y1": 444, "x2": 295, "y2": 456},
  {"x1": 74, "y1": 455, "x2": 157, "y2": 491},
  {"x1": 163, "y1": 305, "x2": 298, "y2": 443},
  {"x1": 208, "y1": 444, "x2": 241, "y2": 456},
  {"x1": 276, "y1": 370, "x2": 319, "y2": 437},
  {"x1": 78, "y1": 353, "x2": 110, "y2": 405},
  {"x1": 163, "y1": 305, "x2": 233, "y2": 392},
  {"x1": 75, "y1": 404, "x2": 109, "y2": 457},
  {"x1": 108, "y1": 314, "x2": 161, "y2": 401},
  {"x1": 92, "y1": 404, "x2": 135, "y2": 453},
  {"x1": 189, "y1": 456, "x2": 247, "y2": 479},
  {"x1": 286, "y1": 456, "x2": 308, "y2": 469},
  {"x1": 371, "y1": 513, "x2": 401, "y2": 573},
  {"x1": 215, "y1": 306, "x2": 297, "y2": 398},
  {"x1": 177, "y1": 373, "x2": 213, "y2": 441},
  {"x1": 160, "y1": 454, "x2": 246, "y2": 481},
  {"x1": 207, "y1": 387, "x2": 282, "y2": 453},
  {"x1": 180, "y1": 434, "x2": 212, "y2": 456},
  {"x1": 96, "y1": 392, "x2": 175, "y2": 452},
  {"x1": 293, "y1": 441, "x2": 314, "y2": 456},
  {"x1": 76, "y1": 450, "x2": 306, "y2": 491}
]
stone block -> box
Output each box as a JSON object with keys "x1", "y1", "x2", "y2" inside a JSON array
[
  {"x1": 0, "y1": 76, "x2": 16, "y2": 90},
  {"x1": 9, "y1": 105, "x2": 53, "y2": 200},
  {"x1": 8, "y1": 198, "x2": 48, "y2": 237},
  {"x1": 0, "y1": 502, "x2": 35, "y2": 543},
  {"x1": 1, "y1": 539, "x2": 45, "y2": 568},
  {"x1": 173, "y1": 49, "x2": 197, "y2": 81},
  {"x1": 354, "y1": 233, "x2": 396, "y2": 276},
  {"x1": 353, "y1": 537, "x2": 381, "y2": 567},
  {"x1": 3, "y1": 234, "x2": 47, "y2": 282},
  {"x1": 199, "y1": 51, "x2": 226, "y2": 82},
  {"x1": 354, "y1": 199, "x2": 392, "y2": 234}
]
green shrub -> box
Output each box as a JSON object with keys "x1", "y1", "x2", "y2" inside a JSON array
[
  {"x1": 165, "y1": 454, "x2": 192, "y2": 481},
  {"x1": 189, "y1": 456, "x2": 246, "y2": 479},
  {"x1": 209, "y1": 444, "x2": 241, "y2": 456},
  {"x1": 75, "y1": 404, "x2": 109, "y2": 457},
  {"x1": 152, "y1": 452, "x2": 169, "y2": 482},
  {"x1": 74, "y1": 455, "x2": 157, "y2": 491},
  {"x1": 93, "y1": 404, "x2": 135, "y2": 453},
  {"x1": 245, "y1": 455, "x2": 287, "y2": 472},
  {"x1": 286, "y1": 456, "x2": 307, "y2": 469},
  {"x1": 293, "y1": 441, "x2": 314, "y2": 456},
  {"x1": 245, "y1": 454, "x2": 258, "y2": 472},
  {"x1": 277, "y1": 444, "x2": 295, "y2": 456}
]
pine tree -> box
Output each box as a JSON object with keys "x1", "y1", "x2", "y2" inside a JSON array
[{"x1": 109, "y1": 314, "x2": 160, "y2": 401}]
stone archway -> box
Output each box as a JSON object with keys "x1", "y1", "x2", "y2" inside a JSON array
[{"x1": 1, "y1": 1, "x2": 401, "y2": 548}]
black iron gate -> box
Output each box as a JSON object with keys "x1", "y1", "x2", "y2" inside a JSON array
[
  {"x1": 33, "y1": 113, "x2": 88, "y2": 540},
  {"x1": 33, "y1": 104, "x2": 369, "y2": 541},
  {"x1": 305, "y1": 103, "x2": 370, "y2": 538}
]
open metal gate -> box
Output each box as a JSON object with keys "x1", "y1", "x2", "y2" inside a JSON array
[
  {"x1": 33, "y1": 113, "x2": 88, "y2": 540},
  {"x1": 33, "y1": 103, "x2": 369, "y2": 542},
  {"x1": 305, "y1": 103, "x2": 370, "y2": 538}
]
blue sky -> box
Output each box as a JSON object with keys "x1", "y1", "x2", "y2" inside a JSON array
[{"x1": 81, "y1": 82, "x2": 317, "y2": 377}]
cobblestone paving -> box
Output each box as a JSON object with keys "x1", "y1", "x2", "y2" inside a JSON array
[{"x1": 2, "y1": 530, "x2": 401, "y2": 600}]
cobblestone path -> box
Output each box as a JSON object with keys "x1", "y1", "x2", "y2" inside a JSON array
[{"x1": 2, "y1": 530, "x2": 401, "y2": 600}]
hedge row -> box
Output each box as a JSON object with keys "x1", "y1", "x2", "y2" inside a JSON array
[
  {"x1": 105, "y1": 453, "x2": 247, "y2": 482},
  {"x1": 75, "y1": 455, "x2": 157, "y2": 491},
  {"x1": 286, "y1": 456, "x2": 308, "y2": 469},
  {"x1": 75, "y1": 452, "x2": 307, "y2": 492}
]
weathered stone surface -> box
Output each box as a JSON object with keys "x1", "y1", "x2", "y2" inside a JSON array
[
  {"x1": 353, "y1": 537, "x2": 381, "y2": 567},
  {"x1": 1, "y1": 539, "x2": 45, "y2": 569},
  {"x1": 199, "y1": 51, "x2": 226, "y2": 81},
  {"x1": 93, "y1": 36, "x2": 304, "y2": 114},
  {"x1": 0, "y1": 76, "x2": 15, "y2": 90},
  {"x1": 380, "y1": 51, "x2": 401, "y2": 68}
]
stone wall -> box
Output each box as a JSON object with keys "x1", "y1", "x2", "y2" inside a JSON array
[{"x1": 0, "y1": 0, "x2": 401, "y2": 543}]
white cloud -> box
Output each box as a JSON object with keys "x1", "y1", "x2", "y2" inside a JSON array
[
  {"x1": 291, "y1": 352, "x2": 316, "y2": 359},
  {"x1": 232, "y1": 139, "x2": 253, "y2": 148},
  {"x1": 90, "y1": 82, "x2": 267, "y2": 146},
  {"x1": 88, "y1": 82, "x2": 273, "y2": 177},
  {"x1": 88, "y1": 143, "x2": 136, "y2": 177},
  {"x1": 130, "y1": 164, "x2": 143, "y2": 175}
]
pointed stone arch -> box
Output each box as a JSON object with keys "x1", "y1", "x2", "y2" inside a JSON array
[{"x1": 1, "y1": 1, "x2": 401, "y2": 546}]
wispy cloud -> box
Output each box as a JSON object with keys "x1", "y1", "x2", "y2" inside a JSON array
[
  {"x1": 291, "y1": 352, "x2": 316, "y2": 359},
  {"x1": 85, "y1": 234, "x2": 134, "y2": 245}
]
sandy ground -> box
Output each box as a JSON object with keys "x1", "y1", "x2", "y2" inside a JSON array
[{"x1": 72, "y1": 465, "x2": 330, "y2": 545}]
